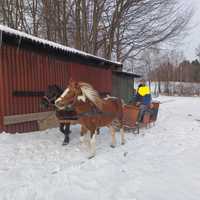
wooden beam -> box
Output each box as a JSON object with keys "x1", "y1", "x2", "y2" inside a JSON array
[
  {"x1": 4, "y1": 111, "x2": 55, "y2": 125},
  {"x1": 38, "y1": 113, "x2": 59, "y2": 131}
]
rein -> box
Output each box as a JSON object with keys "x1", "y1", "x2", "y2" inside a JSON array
[
  {"x1": 43, "y1": 95, "x2": 57, "y2": 106},
  {"x1": 65, "y1": 95, "x2": 115, "y2": 118},
  {"x1": 76, "y1": 108, "x2": 114, "y2": 118}
]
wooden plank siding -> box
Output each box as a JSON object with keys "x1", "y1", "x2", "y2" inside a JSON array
[
  {"x1": 0, "y1": 45, "x2": 4, "y2": 131},
  {"x1": 69, "y1": 63, "x2": 112, "y2": 94},
  {"x1": 0, "y1": 44, "x2": 112, "y2": 133},
  {"x1": 112, "y1": 73, "x2": 135, "y2": 103}
]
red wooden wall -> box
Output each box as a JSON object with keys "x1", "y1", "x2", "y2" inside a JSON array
[
  {"x1": 0, "y1": 45, "x2": 112, "y2": 133},
  {"x1": 0, "y1": 47, "x2": 4, "y2": 132},
  {"x1": 69, "y1": 63, "x2": 112, "y2": 93}
]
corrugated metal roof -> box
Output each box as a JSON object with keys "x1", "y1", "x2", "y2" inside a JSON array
[
  {"x1": 0, "y1": 25, "x2": 122, "y2": 69},
  {"x1": 112, "y1": 70, "x2": 141, "y2": 78}
]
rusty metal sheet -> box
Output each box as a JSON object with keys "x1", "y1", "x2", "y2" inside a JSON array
[{"x1": 0, "y1": 44, "x2": 113, "y2": 133}]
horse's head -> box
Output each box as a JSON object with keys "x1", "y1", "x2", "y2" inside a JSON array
[
  {"x1": 55, "y1": 80, "x2": 83, "y2": 110},
  {"x1": 55, "y1": 79, "x2": 103, "y2": 110},
  {"x1": 40, "y1": 85, "x2": 63, "y2": 108}
]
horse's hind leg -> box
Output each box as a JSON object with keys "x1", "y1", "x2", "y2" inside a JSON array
[
  {"x1": 88, "y1": 130, "x2": 97, "y2": 159},
  {"x1": 109, "y1": 126, "x2": 116, "y2": 148},
  {"x1": 120, "y1": 127, "x2": 125, "y2": 145},
  {"x1": 62, "y1": 123, "x2": 70, "y2": 145},
  {"x1": 80, "y1": 125, "x2": 88, "y2": 143}
]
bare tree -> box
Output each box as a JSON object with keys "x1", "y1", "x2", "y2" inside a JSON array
[
  {"x1": 195, "y1": 44, "x2": 200, "y2": 61},
  {"x1": 0, "y1": 0, "x2": 193, "y2": 65},
  {"x1": 113, "y1": 0, "x2": 192, "y2": 62},
  {"x1": 0, "y1": 0, "x2": 26, "y2": 29}
]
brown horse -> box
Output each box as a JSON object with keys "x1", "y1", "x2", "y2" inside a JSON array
[
  {"x1": 40, "y1": 84, "x2": 88, "y2": 145},
  {"x1": 55, "y1": 79, "x2": 125, "y2": 158}
]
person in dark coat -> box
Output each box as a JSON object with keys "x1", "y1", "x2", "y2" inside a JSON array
[{"x1": 135, "y1": 80, "x2": 152, "y2": 122}]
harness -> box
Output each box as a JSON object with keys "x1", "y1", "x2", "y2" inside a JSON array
[
  {"x1": 43, "y1": 95, "x2": 58, "y2": 109},
  {"x1": 76, "y1": 108, "x2": 114, "y2": 118},
  {"x1": 57, "y1": 93, "x2": 119, "y2": 122}
]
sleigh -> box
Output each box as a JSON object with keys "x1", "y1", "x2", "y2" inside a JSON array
[{"x1": 123, "y1": 101, "x2": 160, "y2": 134}]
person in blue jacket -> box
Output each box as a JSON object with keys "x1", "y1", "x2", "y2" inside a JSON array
[{"x1": 135, "y1": 80, "x2": 152, "y2": 122}]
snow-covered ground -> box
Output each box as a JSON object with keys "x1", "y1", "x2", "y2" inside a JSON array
[{"x1": 0, "y1": 96, "x2": 200, "y2": 200}]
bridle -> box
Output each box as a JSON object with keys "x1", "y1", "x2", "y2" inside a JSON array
[
  {"x1": 59, "y1": 92, "x2": 79, "y2": 109},
  {"x1": 43, "y1": 95, "x2": 58, "y2": 107}
]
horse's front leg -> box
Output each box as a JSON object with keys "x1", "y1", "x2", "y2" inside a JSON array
[
  {"x1": 96, "y1": 128, "x2": 100, "y2": 135},
  {"x1": 109, "y1": 126, "x2": 116, "y2": 148},
  {"x1": 59, "y1": 123, "x2": 65, "y2": 134},
  {"x1": 62, "y1": 123, "x2": 70, "y2": 145},
  {"x1": 88, "y1": 129, "x2": 97, "y2": 159}
]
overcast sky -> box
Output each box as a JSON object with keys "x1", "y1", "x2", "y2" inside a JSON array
[{"x1": 180, "y1": 0, "x2": 200, "y2": 60}]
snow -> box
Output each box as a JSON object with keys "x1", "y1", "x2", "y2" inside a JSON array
[
  {"x1": 0, "y1": 25, "x2": 121, "y2": 66},
  {"x1": 1, "y1": 96, "x2": 200, "y2": 200}
]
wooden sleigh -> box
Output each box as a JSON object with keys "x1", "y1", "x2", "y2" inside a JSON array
[{"x1": 123, "y1": 101, "x2": 160, "y2": 134}]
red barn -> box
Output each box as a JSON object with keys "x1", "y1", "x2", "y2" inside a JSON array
[{"x1": 0, "y1": 25, "x2": 122, "y2": 133}]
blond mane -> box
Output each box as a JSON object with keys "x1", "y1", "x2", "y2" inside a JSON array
[{"x1": 79, "y1": 82, "x2": 103, "y2": 110}]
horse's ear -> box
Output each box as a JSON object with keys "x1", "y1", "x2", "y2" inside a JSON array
[
  {"x1": 69, "y1": 78, "x2": 74, "y2": 84},
  {"x1": 69, "y1": 78, "x2": 77, "y2": 87},
  {"x1": 74, "y1": 82, "x2": 79, "y2": 88}
]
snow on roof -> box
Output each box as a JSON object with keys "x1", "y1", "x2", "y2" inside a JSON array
[
  {"x1": 113, "y1": 70, "x2": 141, "y2": 78},
  {"x1": 0, "y1": 24, "x2": 122, "y2": 66}
]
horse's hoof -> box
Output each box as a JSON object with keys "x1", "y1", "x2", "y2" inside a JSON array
[
  {"x1": 62, "y1": 141, "x2": 69, "y2": 146},
  {"x1": 110, "y1": 144, "x2": 115, "y2": 148},
  {"x1": 88, "y1": 155, "x2": 95, "y2": 159},
  {"x1": 80, "y1": 136, "x2": 85, "y2": 143}
]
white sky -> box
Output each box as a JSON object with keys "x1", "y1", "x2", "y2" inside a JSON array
[{"x1": 180, "y1": 0, "x2": 200, "y2": 60}]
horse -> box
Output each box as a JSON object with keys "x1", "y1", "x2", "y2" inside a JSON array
[
  {"x1": 40, "y1": 85, "x2": 87, "y2": 145},
  {"x1": 55, "y1": 79, "x2": 125, "y2": 158}
]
